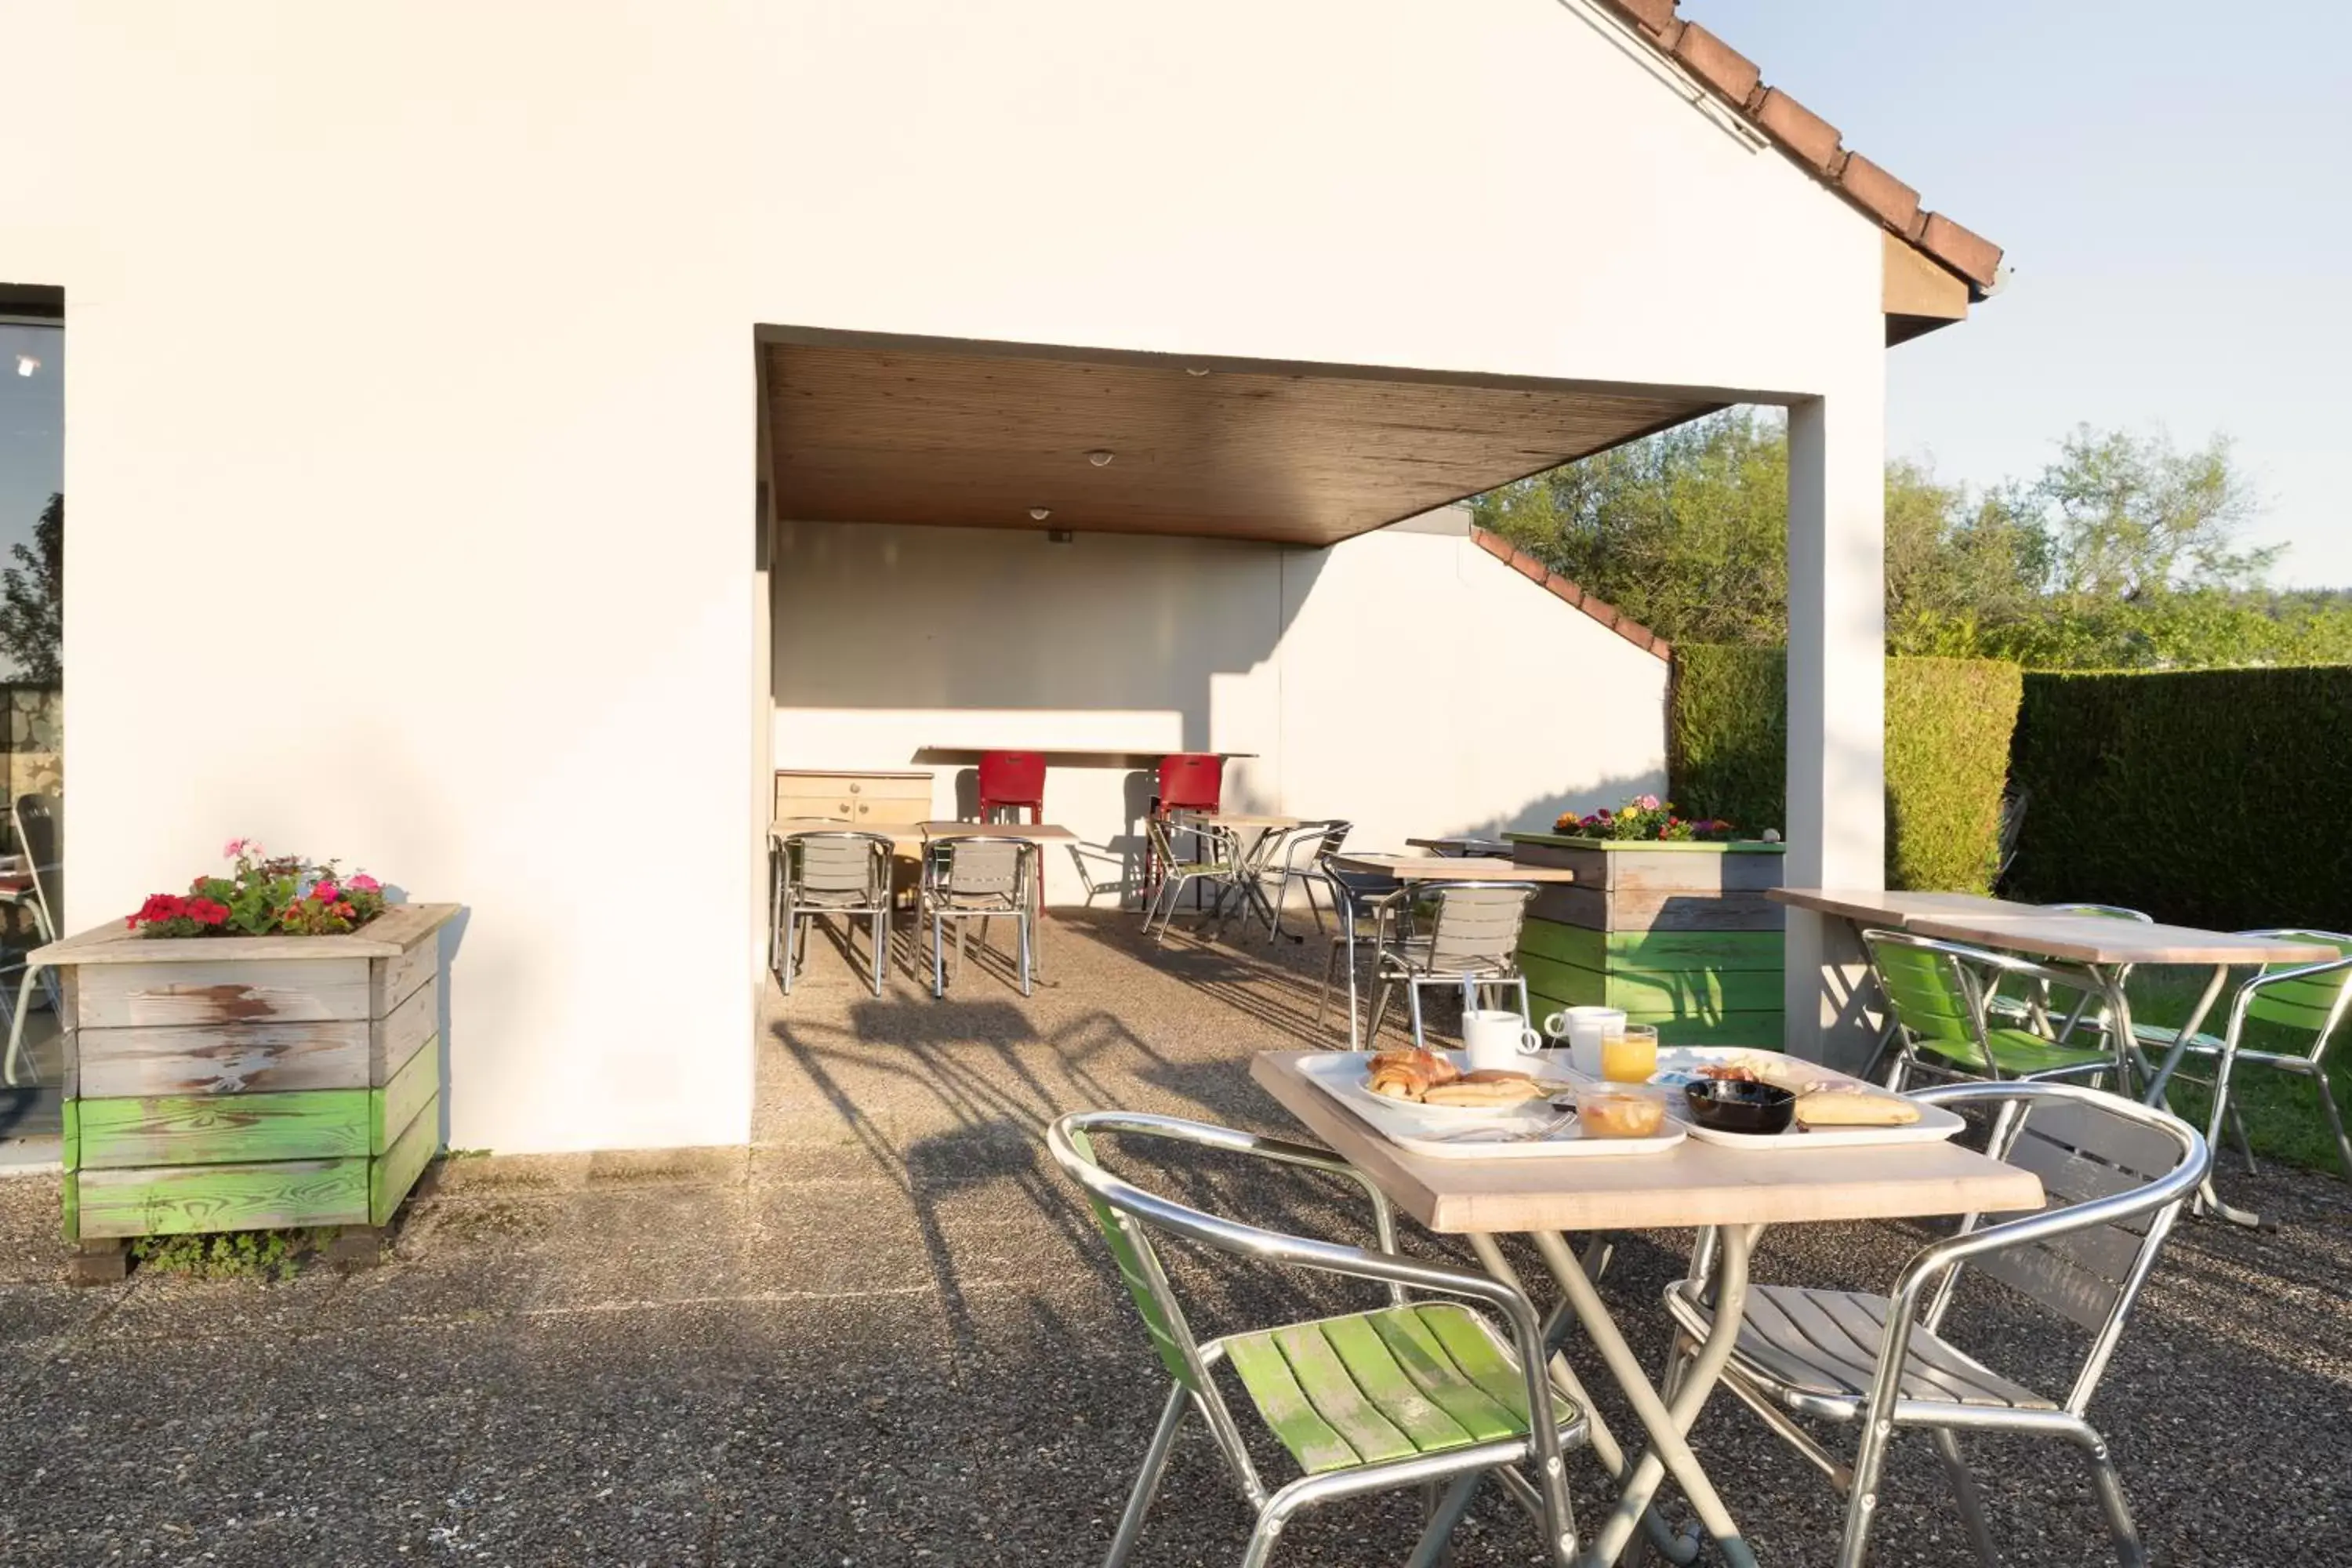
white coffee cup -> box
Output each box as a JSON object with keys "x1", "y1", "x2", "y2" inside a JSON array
[
  {"x1": 1461, "y1": 1009, "x2": 1545, "y2": 1075},
  {"x1": 1544, "y1": 1005, "x2": 1626, "y2": 1079}
]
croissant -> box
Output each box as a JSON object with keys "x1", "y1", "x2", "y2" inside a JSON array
[{"x1": 1367, "y1": 1047, "x2": 1458, "y2": 1100}]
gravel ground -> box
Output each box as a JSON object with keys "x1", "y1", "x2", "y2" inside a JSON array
[{"x1": 0, "y1": 906, "x2": 2347, "y2": 1566}]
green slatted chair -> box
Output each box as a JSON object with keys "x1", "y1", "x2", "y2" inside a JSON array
[
  {"x1": 2132, "y1": 930, "x2": 2352, "y2": 1192},
  {"x1": 1047, "y1": 1111, "x2": 1588, "y2": 1568},
  {"x1": 1863, "y1": 929, "x2": 2116, "y2": 1090}
]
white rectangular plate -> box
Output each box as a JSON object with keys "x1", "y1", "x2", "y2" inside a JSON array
[
  {"x1": 1295, "y1": 1052, "x2": 1686, "y2": 1160},
  {"x1": 1635, "y1": 1047, "x2": 1965, "y2": 1149}
]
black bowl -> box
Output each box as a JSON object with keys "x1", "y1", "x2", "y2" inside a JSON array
[{"x1": 1682, "y1": 1079, "x2": 1796, "y2": 1135}]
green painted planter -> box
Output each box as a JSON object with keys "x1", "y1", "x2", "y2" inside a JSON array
[
  {"x1": 1504, "y1": 833, "x2": 1784, "y2": 1047},
  {"x1": 33, "y1": 903, "x2": 459, "y2": 1248}
]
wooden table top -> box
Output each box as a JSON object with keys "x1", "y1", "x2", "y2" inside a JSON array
[
  {"x1": 1330, "y1": 853, "x2": 1578, "y2": 884},
  {"x1": 1770, "y1": 887, "x2": 2050, "y2": 925},
  {"x1": 1250, "y1": 1051, "x2": 2045, "y2": 1234},
  {"x1": 1773, "y1": 888, "x2": 2339, "y2": 967},
  {"x1": 1406, "y1": 836, "x2": 1515, "y2": 856},
  {"x1": 771, "y1": 818, "x2": 1079, "y2": 848}
]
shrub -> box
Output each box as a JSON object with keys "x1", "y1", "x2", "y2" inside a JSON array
[
  {"x1": 1667, "y1": 646, "x2": 1785, "y2": 837},
  {"x1": 1670, "y1": 647, "x2": 2022, "y2": 891},
  {"x1": 2007, "y1": 666, "x2": 2352, "y2": 929},
  {"x1": 1885, "y1": 659, "x2": 2023, "y2": 892}
]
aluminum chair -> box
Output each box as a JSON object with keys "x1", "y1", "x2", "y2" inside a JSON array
[
  {"x1": 2130, "y1": 929, "x2": 2352, "y2": 1193},
  {"x1": 1367, "y1": 881, "x2": 1538, "y2": 1051},
  {"x1": 921, "y1": 835, "x2": 1036, "y2": 997},
  {"x1": 2, "y1": 793, "x2": 64, "y2": 1087},
  {"x1": 1139, "y1": 815, "x2": 1237, "y2": 945},
  {"x1": 1260, "y1": 819, "x2": 1351, "y2": 943},
  {"x1": 1863, "y1": 929, "x2": 2117, "y2": 1089},
  {"x1": 1047, "y1": 1110, "x2": 1588, "y2": 1568},
  {"x1": 1659, "y1": 1080, "x2": 2208, "y2": 1568},
  {"x1": 1312, "y1": 851, "x2": 1403, "y2": 1050},
  {"x1": 771, "y1": 829, "x2": 895, "y2": 997}
]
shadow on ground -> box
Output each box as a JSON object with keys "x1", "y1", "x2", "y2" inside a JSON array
[{"x1": 0, "y1": 908, "x2": 2347, "y2": 1564}]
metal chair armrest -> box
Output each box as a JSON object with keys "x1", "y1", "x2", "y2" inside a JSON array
[{"x1": 1051, "y1": 1112, "x2": 1406, "y2": 1268}]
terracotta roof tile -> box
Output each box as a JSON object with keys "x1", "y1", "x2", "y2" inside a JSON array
[
  {"x1": 1612, "y1": 0, "x2": 1679, "y2": 36},
  {"x1": 1916, "y1": 212, "x2": 2002, "y2": 290},
  {"x1": 1469, "y1": 528, "x2": 1669, "y2": 662},
  {"x1": 1592, "y1": 1, "x2": 2002, "y2": 294},
  {"x1": 1835, "y1": 152, "x2": 1922, "y2": 235},
  {"x1": 1747, "y1": 87, "x2": 1842, "y2": 177},
  {"x1": 1671, "y1": 23, "x2": 1762, "y2": 106}
]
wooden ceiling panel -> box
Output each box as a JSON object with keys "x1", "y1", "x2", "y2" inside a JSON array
[{"x1": 765, "y1": 342, "x2": 1717, "y2": 547}]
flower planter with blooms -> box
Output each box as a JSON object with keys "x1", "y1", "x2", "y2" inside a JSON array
[
  {"x1": 31, "y1": 837, "x2": 462, "y2": 1278},
  {"x1": 1504, "y1": 796, "x2": 1786, "y2": 1051},
  {"x1": 129, "y1": 840, "x2": 387, "y2": 938},
  {"x1": 1552, "y1": 794, "x2": 1734, "y2": 844}
]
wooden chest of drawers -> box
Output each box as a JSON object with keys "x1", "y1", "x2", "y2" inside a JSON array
[{"x1": 774, "y1": 769, "x2": 934, "y2": 827}]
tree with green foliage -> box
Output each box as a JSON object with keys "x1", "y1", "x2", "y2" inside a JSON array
[
  {"x1": 0, "y1": 492, "x2": 62, "y2": 681},
  {"x1": 1474, "y1": 415, "x2": 2347, "y2": 671}
]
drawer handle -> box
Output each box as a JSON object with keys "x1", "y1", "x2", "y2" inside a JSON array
[{"x1": 849, "y1": 782, "x2": 864, "y2": 793}]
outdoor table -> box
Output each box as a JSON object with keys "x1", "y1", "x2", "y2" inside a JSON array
[
  {"x1": 1327, "y1": 852, "x2": 1578, "y2": 884},
  {"x1": 1250, "y1": 1050, "x2": 2043, "y2": 1568},
  {"x1": 1405, "y1": 835, "x2": 1515, "y2": 858},
  {"x1": 1774, "y1": 887, "x2": 2337, "y2": 1224},
  {"x1": 1167, "y1": 812, "x2": 1305, "y2": 935}
]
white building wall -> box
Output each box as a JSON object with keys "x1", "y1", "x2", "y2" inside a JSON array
[
  {"x1": 3, "y1": 0, "x2": 1889, "y2": 1152},
  {"x1": 774, "y1": 511, "x2": 1668, "y2": 904}
]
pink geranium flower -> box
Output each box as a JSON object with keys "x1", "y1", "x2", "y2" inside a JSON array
[{"x1": 349, "y1": 873, "x2": 381, "y2": 893}]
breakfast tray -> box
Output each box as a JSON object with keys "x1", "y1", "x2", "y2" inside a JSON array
[
  {"x1": 1638, "y1": 1047, "x2": 1965, "y2": 1151},
  {"x1": 1293, "y1": 1051, "x2": 1686, "y2": 1160}
]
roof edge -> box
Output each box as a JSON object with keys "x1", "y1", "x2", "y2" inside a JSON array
[
  {"x1": 1593, "y1": 1, "x2": 2003, "y2": 296},
  {"x1": 1470, "y1": 527, "x2": 1672, "y2": 662}
]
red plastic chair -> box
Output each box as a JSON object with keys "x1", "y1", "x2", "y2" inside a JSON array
[
  {"x1": 1156, "y1": 753, "x2": 1224, "y2": 815},
  {"x1": 978, "y1": 750, "x2": 1047, "y2": 824},
  {"x1": 1147, "y1": 753, "x2": 1226, "y2": 898}
]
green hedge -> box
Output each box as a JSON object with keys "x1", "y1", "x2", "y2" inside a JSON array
[
  {"x1": 1669, "y1": 647, "x2": 2022, "y2": 892},
  {"x1": 1667, "y1": 646, "x2": 1786, "y2": 836},
  {"x1": 2007, "y1": 666, "x2": 2352, "y2": 929}
]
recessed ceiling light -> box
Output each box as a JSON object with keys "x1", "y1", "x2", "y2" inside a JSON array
[
  {"x1": 12, "y1": 354, "x2": 38, "y2": 378},
  {"x1": 1087, "y1": 449, "x2": 1114, "y2": 467},
  {"x1": 1029, "y1": 506, "x2": 1052, "y2": 521}
]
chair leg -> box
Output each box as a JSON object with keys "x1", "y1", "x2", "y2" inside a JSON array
[
  {"x1": 931, "y1": 906, "x2": 946, "y2": 999},
  {"x1": 2314, "y1": 1070, "x2": 2352, "y2": 1183},
  {"x1": 1406, "y1": 980, "x2": 1428, "y2": 1051},
  {"x1": 1930, "y1": 1428, "x2": 2001, "y2": 1567},
  {"x1": 1239, "y1": 1503, "x2": 1294, "y2": 1568},
  {"x1": 1102, "y1": 1386, "x2": 1189, "y2": 1568},
  {"x1": 2225, "y1": 1096, "x2": 2259, "y2": 1177},
  {"x1": 869, "y1": 909, "x2": 888, "y2": 997},
  {"x1": 2, "y1": 964, "x2": 38, "y2": 1088},
  {"x1": 2069, "y1": 1423, "x2": 2147, "y2": 1568},
  {"x1": 1314, "y1": 942, "x2": 1338, "y2": 1033},
  {"x1": 1017, "y1": 909, "x2": 1033, "y2": 998},
  {"x1": 1367, "y1": 978, "x2": 1394, "y2": 1050}
]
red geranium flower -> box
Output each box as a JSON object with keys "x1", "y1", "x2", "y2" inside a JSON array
[{"x1": 187, "y1": 898, "x2": 230, "y2": 926}]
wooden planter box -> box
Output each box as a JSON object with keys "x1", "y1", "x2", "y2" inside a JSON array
[
  {"x1": 31, "y1": 903, "x2": 459, "y2": 1266},
  {"x1": 1504, "y1": 834, "x2": 1784, "y2": 1047}
]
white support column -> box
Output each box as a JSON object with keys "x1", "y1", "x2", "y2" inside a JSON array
[{"x1": 1784, "y1": 372, "x2": 1886, "y2": 1069}]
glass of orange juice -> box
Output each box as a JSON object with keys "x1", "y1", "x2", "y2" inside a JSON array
[{"x1": 1601, "y1": 1023, "x2": 1659, "y2": 1083}]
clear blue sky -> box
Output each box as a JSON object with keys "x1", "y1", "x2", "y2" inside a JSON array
[{"x1": 1693, "y1": 0, "x2": 2352, "y2": 586}]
